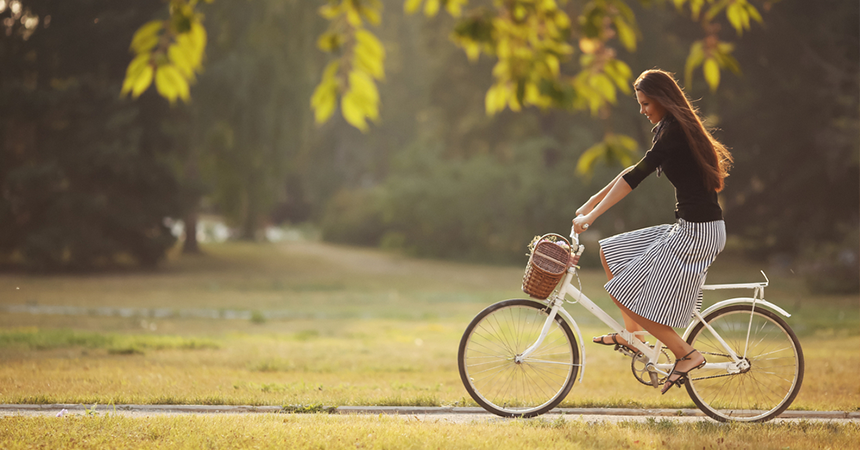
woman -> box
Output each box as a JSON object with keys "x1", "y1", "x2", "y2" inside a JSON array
[{"x1": 572, "y1": 69, "x2": 733, "y2": 394}]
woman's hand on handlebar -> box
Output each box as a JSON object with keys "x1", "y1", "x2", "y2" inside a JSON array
[
  {"x1": 572, "y1": 215, "x2": 593, "y2": 235},
  {"x1": 575, "y1": 200, "x2": 596, "y2": 217}
]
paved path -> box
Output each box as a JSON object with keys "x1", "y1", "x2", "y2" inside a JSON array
[{"x1": 2, "y1": 405, "x2": 857, "y2": 424}]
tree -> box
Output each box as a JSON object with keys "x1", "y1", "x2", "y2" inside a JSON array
[
  {"x1": 716, "y1": 0, "x2": 859, "y2": 291},
  {"x1": 127, "y1": 0, "x2": 779, "y2": 169},
  {"x1": 0, "y1": 0, "x2": 191, "y2": 270}
]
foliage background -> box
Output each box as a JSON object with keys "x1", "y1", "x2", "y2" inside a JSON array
[{"x1": 0, "y1": 0, "x2": 857, "y2": 291}]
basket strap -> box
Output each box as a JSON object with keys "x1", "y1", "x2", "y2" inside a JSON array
[{"x1": 535, "y1": 253, "x2": 568, "y2": 267}]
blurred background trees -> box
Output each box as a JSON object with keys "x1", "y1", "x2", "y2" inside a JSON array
[{"x1": 1, "y1": 0, "x2": 857, "y2": 292}]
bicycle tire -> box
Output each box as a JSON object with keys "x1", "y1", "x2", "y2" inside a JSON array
[
  {"x1": 684, "y1": 304, "x2": 804, "y2": 422},
  {"x1": 458, "y1": 299, "x2": 580, "y2": 418}
]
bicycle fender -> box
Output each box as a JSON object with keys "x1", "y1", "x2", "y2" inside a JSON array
[
  {"x1": 555, "y1": 307, "x2": 586, "y2": 384},
  {"x1": 683, "y1": 297, "x2": 792, "y2": 340}
]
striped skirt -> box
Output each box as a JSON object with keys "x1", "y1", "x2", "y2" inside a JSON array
[{"x1": 599, "y1": 219, "x2": 726, "y2": 328}]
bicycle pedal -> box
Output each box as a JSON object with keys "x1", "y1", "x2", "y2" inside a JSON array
[
  {"x1": 649, "y1": 371, "x2": 659, "y2": 388},
  {"x1": 614, "y1": 345, "x2": 636, "y2": 358}
]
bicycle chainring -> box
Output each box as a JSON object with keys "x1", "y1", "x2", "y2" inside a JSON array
[{"x1": 631, "y1": 348, "x2": 672, "y2": 387}]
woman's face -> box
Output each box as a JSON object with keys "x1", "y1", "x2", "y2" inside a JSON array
[{"x1": 636, "y1": 90, "x2": 666, "y2": 124}]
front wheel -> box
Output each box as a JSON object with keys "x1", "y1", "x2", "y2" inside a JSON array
[
  {"x1": 457, "y1": 299, "x2": 580, "y2": 418},
  {"x1": 685, "y1": 304, "x2": 804, "y2": 422}
]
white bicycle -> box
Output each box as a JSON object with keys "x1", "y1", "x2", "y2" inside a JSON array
[{"x1": 457, "y1": 227, "x2": 804, "y2": 422}]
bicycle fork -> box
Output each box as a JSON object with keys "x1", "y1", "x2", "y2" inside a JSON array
[{"x1": 515, "y1": 298, "x2": 563, "y2": 364}]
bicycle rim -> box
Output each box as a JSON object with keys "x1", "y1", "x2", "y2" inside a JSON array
[
  {"x1": 458, "y1": 299, "x2": 579, "y2": 418},
  {"x1": 685, "y1": 305, "x2": 804, "y2": 422}
]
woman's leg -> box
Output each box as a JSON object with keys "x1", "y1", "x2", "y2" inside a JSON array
[
  {"x1": 594, "y1": 248, "x2": 644, "y2": 346},
  {"x1": 609, "y1": 296, "x2": 705, "y2": 392}
]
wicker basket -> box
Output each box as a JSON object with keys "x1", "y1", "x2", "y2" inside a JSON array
[{"x1": 522, "y1": 234, "x2": 572, "y2": 299}]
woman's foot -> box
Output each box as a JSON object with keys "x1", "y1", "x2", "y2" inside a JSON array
[
  {"x1": 661, "y1": 349, "x2": 706, "y2": 394},
  {"x1": 593, "y1": 333, "x2": 646, "y2": 351}
]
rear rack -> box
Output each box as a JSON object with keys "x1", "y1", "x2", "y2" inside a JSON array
[{"x1": 702, "y1": 271, "x2": 769, "y2": 299}]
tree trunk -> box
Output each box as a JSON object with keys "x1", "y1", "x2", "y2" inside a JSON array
[{"x1": 182, "y1": 212, "x2": 201, "y2": 254}]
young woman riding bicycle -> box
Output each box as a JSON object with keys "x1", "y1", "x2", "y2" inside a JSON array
[{"x1": 572, "y1": 69, "x2": 734, "y2": 395}]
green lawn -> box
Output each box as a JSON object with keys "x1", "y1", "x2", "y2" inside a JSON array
[
  {"x1": 0, "y1": 240, "x2": 857, "y2": 412},
  {"x1": 2, "y1": 414, "x2": 859, "y2": 450}
]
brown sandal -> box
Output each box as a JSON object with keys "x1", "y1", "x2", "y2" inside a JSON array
[
  {"x1": 593, "y1": 333, "x2": 636, "y2": 352},
  {"x1": 661, "y1": 349, "x2": 707, "y2": 395}
]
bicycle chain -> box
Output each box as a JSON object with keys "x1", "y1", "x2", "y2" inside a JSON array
[{"x1": 689, "y1": 352, "x2": 748, "y2": 382}]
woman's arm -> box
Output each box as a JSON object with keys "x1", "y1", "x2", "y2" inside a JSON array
[
  {"x1": 573, "y1": 170, "x2": 634, "y2": 234},
  {"x1": 576, "y1": 166, "x2": 635, "y2": 216}
]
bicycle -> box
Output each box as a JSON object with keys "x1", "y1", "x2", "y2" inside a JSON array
[{"x1": 457, "y1": 227, "x2": 804, "y2": 422}]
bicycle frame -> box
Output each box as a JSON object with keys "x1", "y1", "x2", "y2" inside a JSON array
[{"x1": 517, "y1": 230, "x2": 793, "y2": 386}]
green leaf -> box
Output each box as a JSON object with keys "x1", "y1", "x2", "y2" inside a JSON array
[
  {"x1": 606, "y1": 134, "x2": 638, "y2": 166},
  {"x1": 355, "y1": 46, "x2": 385, "y2": 80},
  {"x1": 613, "y1": 17, "x2": 637, "y2": 51},
  {"x1": 316, "y1": 32, "x2": 341, "y2": 52},
  {"x1": 337, "y1": 70, "x2": 381, "y2": 130},
  {"x1": 745, "y1": 2, "x2": 763, "y2": 23},
  {"x1": 591, "y1": 74, "x2": 616, "y2": 104},
  {"x1": 446, "y1": 0, "x2": 465, "y2": 17},
  {"x1": 188, "y1": 21, "x2": 207, "y2": 54},
  {"x1": 605, "y1": 59, "x2": 632, "y2": 93},
  {"x1": 576, "y1": 142, "x2": 608, "y2": 175},
  {"x1": 705, "y1": 0, "x2": 731, "y2": 22},
  {"x1": 726, "y1": 3, "x2": 745, "y2": 35},
  {"x1": 155, "y1": 64, "x2": 190, "y2": 104},
  {"x1": 168, "y1": 43, "x2": 195, "y2": 79},
  {"x1": 515, "y1": 80, "x2": 526, "y2": 107},
  {"x1": 342, "y1": 91, "x2": 369, "y2": 131},
  {"x1": 703, "y1": 57, "x2": 720, "y2": 92},
  {"x1": 684, "y1": 41, "x2": 705, "y2": 86},
  {"x1": 311, "y1": 81, "x2": 337, "y2": 124},
  {"x1": 350, "y1": 70, "x2": 379, "y2": 101},
  {"x1": 130, "y1": 20, "x2": 163, "y2": 53},
  {"x1": 311, "y1": 61, "x2": 340, "y2": 124},
  {"x1": 319, "y1": 4, "x2": 341, "y2": 19},
  {"x1": 322, "y1": 60, "x2": 340, "y2": 80},
  {"x1": 130, "y1": 64, "x2": 154, "y2": 99},
  {"x1": 122, "y1": 53, "x2": 152, "y2": 96},
  {"x1": 423, "y1": 0, "x2": 440, "y2": 17},
  {"x1": 715, "y1": 43, "x2": 742, "y2": 74},
  {"x1": 404, "y1": 0, "x2": 423, "y2": 14},
  {"x1": 616, "y1": 134, "x2": 638, "y2": 152},
  {"x1": 690, "y1": 0, "x2": 705, "y2": 20},
  {"x1": 545, "y1": 54, "x2": 559, "y2": 77},
  {"x1": 360, "y1": 4, "x2": 381, "y2": 25},
  {"x1": 485, "y1": 84, "x2": 508, "y2": 115},
  {"x1": 354, "y1": 30, "x2": 386, "y2": 80}
]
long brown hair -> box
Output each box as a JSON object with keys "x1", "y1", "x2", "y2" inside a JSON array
[{"x1": 634, "y1": 69, "x2": 733, "y2": 192}]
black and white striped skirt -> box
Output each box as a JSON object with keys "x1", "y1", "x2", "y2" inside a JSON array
[{"x1": 599, "y1": 219, "x2": 726, "y2": 328}]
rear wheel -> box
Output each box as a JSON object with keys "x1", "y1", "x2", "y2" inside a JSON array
[
  {"x1": 458, "y1": 299, "x2": 580, "y2": 418},
  {"x1": 685, "y1": 305, "x2": 804, "y2": 422}
]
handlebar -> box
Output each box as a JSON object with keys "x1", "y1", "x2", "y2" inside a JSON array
[
  {"x1": 569, "y1": 224, "x2": 580, "y2": 246},
  {"x1": 570, "y1": 214, "x2": 585, "y2": 246},
  {"x1": 569, "y1": 219, "x2": 584, "y2": 258}
]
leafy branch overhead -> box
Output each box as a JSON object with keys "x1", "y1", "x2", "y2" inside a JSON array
[
  {"x1": 122, "y1": 0, "x2": 212, "y2": 104},
  {"x1": 125, "y1": 0, "x2": 775, "y2": 169},
  {"x1": 311, "y1": 0, "x2": 387, "y2": 131}
]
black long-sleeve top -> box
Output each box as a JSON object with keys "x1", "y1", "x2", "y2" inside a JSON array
[{"x1": 622, "y1": 116, "x2": 723, "y2": 222}]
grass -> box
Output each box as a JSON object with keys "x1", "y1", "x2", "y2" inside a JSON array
[
  {"x1": 0, "y1": 328, "x2": 219, "y2": 354},
  {"x1": 0, "y1": 240, "x2": 858, "y2": 412},
  {"x1": 0, "y1": 414, "x2": 858, "y2": 449}
]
